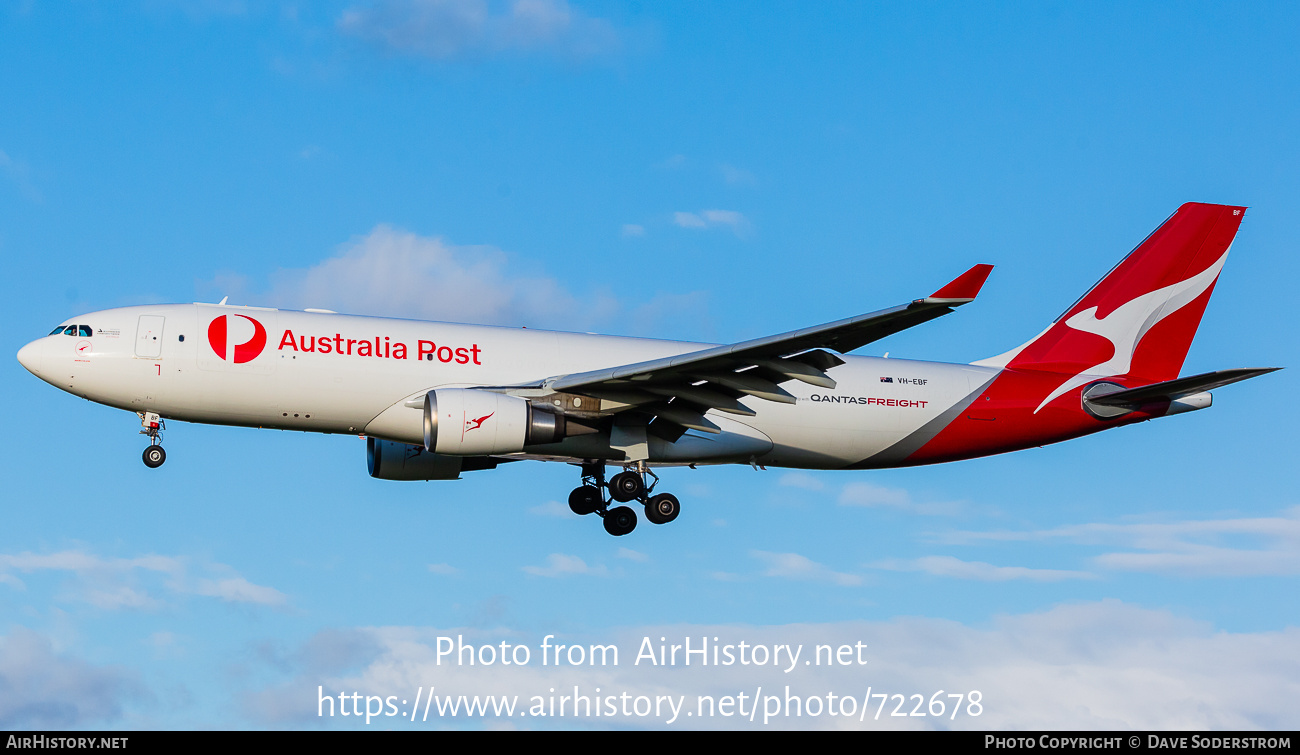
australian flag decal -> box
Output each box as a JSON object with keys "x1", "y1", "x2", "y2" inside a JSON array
[{"x1": 880, "y1": 377, "x2": 893, "y2": 383}]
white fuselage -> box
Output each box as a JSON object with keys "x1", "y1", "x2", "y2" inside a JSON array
[{"x1": 20, "y1": 304, "x2": 998, "y2": 469}]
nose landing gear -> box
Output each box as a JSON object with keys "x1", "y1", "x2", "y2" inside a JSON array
[
  {"x1": 139, "y1": 412, "x2": 167, "y2": 468},
  {"x1": 567, "y1": 461, "x2": 680, "y2": 536},
  {"x1": 142, "y1": 444, "x2": 166, "y2": 468}
]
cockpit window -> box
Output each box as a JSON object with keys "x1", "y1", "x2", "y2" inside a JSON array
[{"x1": 49, "y1": 324, "x2": 92, "y2": 336}]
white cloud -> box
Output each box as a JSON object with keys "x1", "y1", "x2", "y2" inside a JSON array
[
  {"x1": 522, "y1": 553, "x2": 608, "y2": 577},
  {"x1": 943, "y1": 508, "x2": 1300, "y2": 577},
  {"x1": 0, "y1": 549, "x2": 286, "y2": 609},
  {"x1": 0, "y1": 629, "x2": 142, "y2": 728},
  {"x1": 673, "y1": 209, "x2": 750, "y2": 236},
  {"x1": 620, "y1": 223, "x2": 645, "y2": 237},
  {"x1": 625, "y1": 290, "x2": 712, "y2": 341},
  {"x1": 194, "y1": 576, "x2": 289, "y2": 606},
  {"x1": 0, "y1": 148, "x2": 41, "y2": 201},
  {"x1": 1093, "y1": 547, "x2": 1300, "y2": 575},
  {"x1": 428, "y1": 563, "x2": 461, "y2": 575},
  {"x1": 146, "y1": 631, "x2": 184, "y2": 660},
  {"x1": 337, "y1": 0, "x2": 621, "y2": 61},
  {"x1": 211, "y1": 224, "x2": 714, "y2": 338},
  {"x1": 528, "y1": 500, "x2": 572, "y2": 518},
  {"x1": 658, "y1": 154, "x2": 688, "y2": 170},
  {"x1": 838, "y1": 481, "x2": 910, "y2": 508},
  {"x1": 616, "y1": 547, "x2": 647, "y2": 563},
  {"x1": 82, "y1": 586, "x2": 161, "y2": 611},
  {"x1": 719, "y1": 163, "x2": 757, "y2": 186},
  {"x1": 701, "y1": 209, "x2": 745, "y2": 227},
  {"x1": 156, "y1": 0, "x2": 251, "y2": 19},
  {"x1": 241, "y1": 601, "x2": 1300, "y2": 729},
  {"x1": 872, "y1": 555, "x2": 1094, "y2": 582},
  {"x1": 262, "y1": 225, "x2": 619, "y2": 329},
  {"x1": 752, "y1": 550, "x2": 862, "y2": 587},
  {"x1": 779, "y1": 472, "x2": 826, "y2": 491},
  {"x1": 0, "y1": 551, "x2": 183, "y2": 575},
  {"x1": 838, "y1": 481, "x2": 963, "y2": 515},
  {"x1": 673, "y1": 211, "x2": 707, "y2": 229}
]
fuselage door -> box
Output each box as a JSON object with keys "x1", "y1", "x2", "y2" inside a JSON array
[{"x1": 136, "y1": 315, "x2": 166, "y2": 358}]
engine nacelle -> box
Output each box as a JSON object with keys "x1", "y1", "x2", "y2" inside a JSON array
[
  {"x1": 367, "y1": 437, "x2": 501, "y2": 481},
  {"x1": 423, "y1": 388, "x2": 566, "y2": 455}
]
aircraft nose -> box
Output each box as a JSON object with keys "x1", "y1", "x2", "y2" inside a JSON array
[{"x1": 16, "y1": 339, "x2": 44, "y2": 376}]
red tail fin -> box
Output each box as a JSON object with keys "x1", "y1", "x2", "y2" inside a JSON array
[{"x1": 977, "y1": 202, "x2": 1246, "y2": 412}]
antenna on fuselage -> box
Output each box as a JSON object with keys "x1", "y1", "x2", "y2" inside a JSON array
[{"x1": 218, "y1": 296, "x2": 229, "y2": 305}]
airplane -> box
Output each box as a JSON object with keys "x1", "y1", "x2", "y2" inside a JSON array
[{"x1": 16, "y1": 202, "x2": 1279, "y2": 536}]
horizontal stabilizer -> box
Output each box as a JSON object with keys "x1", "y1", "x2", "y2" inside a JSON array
[{"x1": 1086, "y1": 368, "x2": 1280, "y2": 407}]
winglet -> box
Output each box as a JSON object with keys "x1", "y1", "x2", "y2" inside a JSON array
[{"x1": 923, "y1": 264, "x2": 994, "y2": 304}]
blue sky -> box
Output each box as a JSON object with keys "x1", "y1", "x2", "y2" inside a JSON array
[{"x1": 2, "y1": 0, "x2": 1298, "y2": 730}]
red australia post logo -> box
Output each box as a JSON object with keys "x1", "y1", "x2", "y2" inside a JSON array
[{"x1": 208, "y1": 314, "x2": 268, "y2": 363}]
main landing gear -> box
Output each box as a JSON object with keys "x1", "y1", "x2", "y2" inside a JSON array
[
  {"x1": 567, "y1": 461, "x2": 681, "y2": 537},
  {"x1": 139, "y1": 412, "x2": 167, "y2": 469}
]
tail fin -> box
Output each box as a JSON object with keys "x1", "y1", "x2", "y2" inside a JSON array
[{"x1": 975, "y1": 202, "x2": 1246, "y2": 413}]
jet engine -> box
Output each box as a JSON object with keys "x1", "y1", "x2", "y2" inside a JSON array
[
  {"x1": 366, "y1": 437, "x2": 501, "y2": 481},
  {"x1": 423, "y1": 388, "x2": 566, "y2": 455}
]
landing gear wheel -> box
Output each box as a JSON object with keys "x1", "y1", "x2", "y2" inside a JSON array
[
  {"x1": 142, "y1": 445, "x2": 166, "y2": 469},
  {"x1": 568, "y1": 486, "x2": 601, "y2": 516},
  {"x1": 609, "y1": 471, "x2": 645, "y2": 502},
  {"x1": 602, "y1": 506, "x2": 637, "y2": 536},
  {"x1": 644, "y1": 493, "x2": 680, "y2": 525}
]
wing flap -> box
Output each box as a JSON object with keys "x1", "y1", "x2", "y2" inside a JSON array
[{"x1": 643, "y1": 385, "x2": 757, "y2": 416}]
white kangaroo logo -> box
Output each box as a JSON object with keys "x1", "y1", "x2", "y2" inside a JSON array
[{"x1": 1034, "y1": 247, "x2": 1231, "y2": 414}]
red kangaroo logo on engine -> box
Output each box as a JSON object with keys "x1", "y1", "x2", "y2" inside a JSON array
[
  {"x1": 465, "y1": 412, "x2": 494, "y2": 433},
  {"x1": 208, "y1": 314, "x2": 268, "y2": 363}
]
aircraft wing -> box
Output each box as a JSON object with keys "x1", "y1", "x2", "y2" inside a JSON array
[{"x1": 541, "y1": 264, "x2": 994, "y2": 437}]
